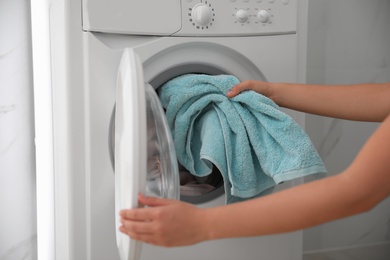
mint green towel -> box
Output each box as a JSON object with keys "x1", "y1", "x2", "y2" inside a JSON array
[{"x1": 158, "y1": 74, "x2": 327, "y2": 203}]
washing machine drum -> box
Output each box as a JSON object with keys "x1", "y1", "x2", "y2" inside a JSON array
[{"x1": 114, "y1": 49, "x2": 179, "y2": 260}]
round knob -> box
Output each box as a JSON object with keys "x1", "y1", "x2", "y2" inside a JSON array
[
  {"x1": 192, "y1": 4, "x2": 212, "y2": 26},
  {"x1": 235, "y1": 9, "x2": 249, "y2": 23},
  {"x1": 257, "y1": 10, "x2": 270, "y2": 23}
]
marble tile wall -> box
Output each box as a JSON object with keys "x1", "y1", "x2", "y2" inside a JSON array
[
  {"x1": 304, "y1": 0, "x2": 390, "y2": 254},
  {"x1": 0, "y1": 0, "x2": 37, "y2": 259}
]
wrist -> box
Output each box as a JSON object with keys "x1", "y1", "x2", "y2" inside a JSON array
[
  {"x1": 198, "y1": 208, "x2": 217, "y2": 241},
  {"x1": 266, "y1": 82, "x2": 281, "y2": 105}
]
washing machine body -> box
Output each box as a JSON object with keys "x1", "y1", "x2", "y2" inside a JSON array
[{"x1": 45, "y1": 0, "x2": 309, "y2": 259}]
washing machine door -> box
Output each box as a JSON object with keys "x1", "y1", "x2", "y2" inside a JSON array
[{"x1": 115, "y1": 49, "x2": 180, "y2": 260}]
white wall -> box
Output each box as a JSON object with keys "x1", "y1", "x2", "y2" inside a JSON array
[
  {"x1": 0, "y1": 0, "x2": 37, "y2": 259},
  {"x1": 304, "y1": 0, "x2": 390, "y2": 252},
  {"x1": 1, "y1": 0, "x2": 390, "y2": 258}
]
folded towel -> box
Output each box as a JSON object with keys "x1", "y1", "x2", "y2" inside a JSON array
[{"x1": 158, "y1": 74, "x2": 327, "y2": 203}]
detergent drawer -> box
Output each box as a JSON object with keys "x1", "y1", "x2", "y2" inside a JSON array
[{"x1": 82, "y1": 0, "x2": 182, "y2": 35}]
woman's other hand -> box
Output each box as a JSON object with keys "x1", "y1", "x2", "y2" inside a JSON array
[{"x1": 119, "y1": 194, "x2": 209, "y2": 247}]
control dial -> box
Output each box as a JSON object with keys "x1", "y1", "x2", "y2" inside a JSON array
[
  {"x1": 235, "y1": 9, "x2": 249, "y2": 23},
  {"x1": 257, "y1": 10, "x2": 270, "y2": 23},
  {"x1": 192, "y1": 4, "x2": 213, "y2": 26}
]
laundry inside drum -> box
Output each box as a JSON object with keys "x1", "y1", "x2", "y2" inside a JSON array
[
  {"x1": 149, "y1": 69, "x2": 227, "y2": 203},
  {"x1": 145, "y1": 83, "x2": 225, "y2": 203},
  {"x1": 144, "y1": 83, "x2": 179, "y2": 200},
  {"x1": 153, "y1": 89, "x2": 225, "y2": 203},
  {"x1": 109, "y1": 99, "x2": 225, "y2": 204},
  {"x1": 178, "y1": 163, "x2": 224, "y2": 197},
  {"x1": 146, "y1": 133, "x2": 225, "y2": 204}
]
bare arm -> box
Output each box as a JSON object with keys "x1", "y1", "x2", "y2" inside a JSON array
[
  {"x1": 227, "y1": 81, "x2": 390, "y2": 122},
  {"x1": 206, "y1": 114, "x2": 390, "y2": 239},
  {"x1": 119, "y1": 115, "x2": 390, "y2": 247}
]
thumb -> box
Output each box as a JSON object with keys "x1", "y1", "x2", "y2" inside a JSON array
[
  {"x1": 138, "y1": 194, "x2": 177, "y2": 207},
  {"x1": 227, "y1": 80, "x2": 256, "y2": 98}
]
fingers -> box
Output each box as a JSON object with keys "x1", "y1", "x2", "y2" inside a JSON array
[
  {"x1": 119, "y1": 224, "x2": 161, "y2": 246},
  {"x1": 227, "y1": 80, "x2": 258, "y2": 98},
  {"x1": 119, "y1": 204, "x2": 161, "y2": 243},
  {"x1": 119, "y1": 201, "x2": 172, "y2": 247},
  {"x1": 120, "y1": 207, "x2": 154, "y2": 221},
  {"x1": 120, "y1": 194, "x2": 178, "y2": 221},
  {"x1": 120, "y1": 228, "x2": 171, "y2": 248},
  {"x1": 138, "y1": 193, "x2": 175, "y2": 207},
  {"x1": 120, "y1": 218, "x2": 154, "y2": 234},
  {"x1": 119, "y1": 196, "x2": 203, "y2": 247}
]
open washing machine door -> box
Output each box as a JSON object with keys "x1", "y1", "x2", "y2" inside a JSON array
[{"x1": 114, "y1": 49, "x2": 180, "y2": 260}]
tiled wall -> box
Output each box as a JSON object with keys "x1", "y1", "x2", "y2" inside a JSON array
[
  {"x1": 0, "y1": 0, "x2": 37, "y2": 259},
  {"x1": 304, "y1": 0, "x2": 390, "y2": 252}
]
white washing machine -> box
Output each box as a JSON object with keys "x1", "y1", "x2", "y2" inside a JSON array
[{"x1": 33, "y1": 0, "x2": 309, "y2": 259}]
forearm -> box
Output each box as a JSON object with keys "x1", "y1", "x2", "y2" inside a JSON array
[
  {"x1": 272, "y1": 82, "x2": 390, "y2": 122},
  {"x1": 203, "y1": 174, "x2": 361, "y2": 240},
  {"x1": 203, "y1": 114, "x2": 390, "y2": 240}
]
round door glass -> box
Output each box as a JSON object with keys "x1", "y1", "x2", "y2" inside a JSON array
[
  {"x1": 109, "y1": 85, "x2": 180, "y2": 201},
  {"x1": 144, "y1": 84, "x2": 179, "y2": 200}
]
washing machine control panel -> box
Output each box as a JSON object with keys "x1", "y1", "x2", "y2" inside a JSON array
[
  {"x1": 175, "y1": 0, "x2": 297, "y2": 36},
  {"x1": 83, "y1": 0, "x2": 298, "y2": 36}
]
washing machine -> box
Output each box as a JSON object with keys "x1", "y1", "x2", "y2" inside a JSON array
[{"x1": 35, "y1": 0, "x2": 309, "y2": 259}]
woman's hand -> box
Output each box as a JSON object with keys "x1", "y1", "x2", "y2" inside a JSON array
[
  {"x1": 119, "y1": 194, "x2": 209, "y2": 247},
  {"x1": 227, "y1": 80, "x2": 274, "y2": 100},
  {"x1": 229, "y1": 81, "x2": 390, "y2": 121}
]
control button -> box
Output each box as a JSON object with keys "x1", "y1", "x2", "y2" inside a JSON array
[
  {"x1": 235, "y1": 9, "x2": 249, "y2": 23},
  {"x1": 281, "y1": 0, "x2": 289, "y2": 4},
  {"x1": 257, "y1": 10, "x2": 270, "y2": 23},
  {"x1": 192, "y1": 3, "x2": 213, "y2": 26}
]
